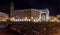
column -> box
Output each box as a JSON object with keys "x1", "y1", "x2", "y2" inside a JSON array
[
  {"x1": 39, "y1": 10, "x2": 41, "y2": 22},
  {"x1": 46, "y1": 13, "x2": 48, "y2": 22},
  {"x1": 46, "y1": 11, "x2": 49, "y2": 22}
]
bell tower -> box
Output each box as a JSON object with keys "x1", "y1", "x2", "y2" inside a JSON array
[{"x1": 10, "y1": 2, "x2": 14, "y2": 18}]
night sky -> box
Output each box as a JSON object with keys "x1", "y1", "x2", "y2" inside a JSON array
[{"x1": 0, "y1": 0, "x2": 60, "y2": 16}]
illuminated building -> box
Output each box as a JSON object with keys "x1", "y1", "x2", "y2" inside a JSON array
[
  {"x1": 49, "y1": 16, "x2": 57, "y2": 22},
  {"x1": 10, "y1": 2, "x2": 49, "y2": 22},
  {"x1": 0, "y1": 12, "x2": 9, "y2": 21},
  {"x1": 56, "y1": 15, "x2": 60, "y2": 22}
]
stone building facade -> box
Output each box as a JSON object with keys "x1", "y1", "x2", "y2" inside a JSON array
[{"x1": 10, "y1": 2, "x2": 49, "y2": 22}]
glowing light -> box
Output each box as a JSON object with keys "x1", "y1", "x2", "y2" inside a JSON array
[
  {"x1": 12, "y1": 17, "x2": 15, "y2": 20},
  {"x1": 28, "y1": 19, "x2": 31, "y2": 21},
  {"x1": 35, "y1": 20, "x2": 38, "y2": 22},
  {"x1": 0, "y1": 18, "x2": 7, "y2": 22},
  {"x1": 19, "y1": 19, "x2": 22, "y2": 21},
  {"x1": 31, "y1": 17, "x2": 33, "y2": 19},
  {"x1": 56, "y1": 17, "x2": 60, "y2": 22},
  {"x1": 14, "y1": 19, "x2": 30, "y2": 21},
  {"x1": 33, "y1": 19, "x2": 35, "y2": 22},
  {"x1": 33, "y1": 19, "x2": 39, "y2": 22},
  {"x1": 49, "y1": 16, "x2": 57, "y2": 22},
  {"x1": 25, "y1": 17, "x2": 27, "y2": 19},
  {"x1": 10, "y1": 17, "x2": 15, "y2": 21}
]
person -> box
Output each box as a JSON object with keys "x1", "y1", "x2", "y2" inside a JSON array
[
  {"x1": 19, "y1": 27, "x2": 25, "y2": 35},
  {"x1": 32, "y1": 30, "x2": 40, "y2": 35}
]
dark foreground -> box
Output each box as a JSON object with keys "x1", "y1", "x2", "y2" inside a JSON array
[
  {"x1": 0, "y1": 28, "x2": 19, "y2": 35},
  {"x1": 0, "y1": 22, "x2": 60, "y2": 35}
]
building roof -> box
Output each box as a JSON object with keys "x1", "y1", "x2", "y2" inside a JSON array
[{"x1": 14, "y1": 8, "x2": 49, "y2": 12}]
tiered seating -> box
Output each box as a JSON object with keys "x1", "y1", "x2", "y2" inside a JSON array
[{"x1": 7, "y1": 22, "x2": 60, "y2": 35}]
